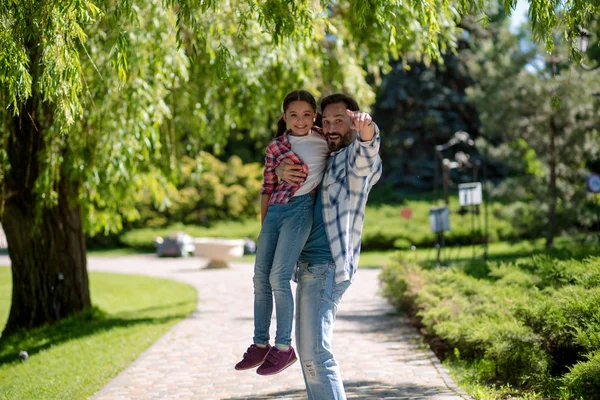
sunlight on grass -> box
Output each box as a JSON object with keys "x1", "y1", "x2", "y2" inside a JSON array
[
  {"x1": 116, "y1": 195, "x2": 514, "y2": 253},
  {"x1": 239, "y1": 251, "x2": 399, "y2": 269},
  {"x1": 0, "y1": 267, "x2": 196, "y2": 400},
  {"x1": 120, "y1": 220, "x2": 261, "y2": 250},
  {"x1": 0, "y1": 267, "x2": 10, "y2": 331},
  {"x1": 87, "y1": 247, "x2": 152, "y2": 257}
]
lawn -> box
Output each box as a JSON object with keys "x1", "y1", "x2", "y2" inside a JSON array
[
  {"x1": 87, "y1": 247, "x2": 151, "y2": 257},
  {"x1": 115, "y1": 194, "x2": 514, "y2": 253},
  {"x1": 0, "y1": 267, "x2": 197, "y2": 400}
]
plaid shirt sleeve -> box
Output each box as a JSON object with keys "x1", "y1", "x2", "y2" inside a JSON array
[
  {"x1": 260, "y1": 135, "x2": 309, "y2": 204},
  {"x1": 260, "y1": 141, "x2": 278, "y2": 195},
  {"x1": 348, "y1": 125, "x2": 381, "y2": 177}
]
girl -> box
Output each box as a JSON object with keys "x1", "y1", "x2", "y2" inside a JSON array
[{"x1": 235, "y1": 90, "x2": 329, "y2": 376}]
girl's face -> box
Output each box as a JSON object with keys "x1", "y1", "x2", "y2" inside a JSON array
[{"x1": 283, "y1": 100, "x2": 316, "y2": 136}]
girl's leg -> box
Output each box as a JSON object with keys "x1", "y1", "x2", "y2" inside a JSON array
[
  {"x1": 269, "y1": 194, "x2": 315, "y2": 348},
  {"x1": 252, "y1": 209, "x2": 279, "y2": 345}
]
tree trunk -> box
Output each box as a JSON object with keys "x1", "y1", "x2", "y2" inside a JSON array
[
  {"x1": 545, "y1": 116, "x2": 558, "y2": 249},
  {"x1": 1, "y1": 94, "x2": 90, "y2": 336}
]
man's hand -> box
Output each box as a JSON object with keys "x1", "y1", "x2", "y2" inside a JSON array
[
  {"x1": 275, "y1": 158, "x2": 306, "y2": 185},
  {"x1": 345, "y1": 109, "x2": 375, "y2": 142}
]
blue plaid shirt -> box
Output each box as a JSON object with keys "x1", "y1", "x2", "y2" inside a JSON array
[{"x1": 322, "y1": 127, "x2": 382, "y2": 284}]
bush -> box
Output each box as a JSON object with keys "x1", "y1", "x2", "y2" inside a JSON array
[
  {"x1": 414, "y1": 269, "x2": 550, "y2": 384},
  {"x1": 127, "y1": 154, "x2": 262, "y2": 228},
  {"x1": 378, "y1": 258, "x2": 423, "y2": 312},
  {"x1": 516, "y1": 286, "x2": 600, "y2": 374},
  {"x1": 362, "y1": 198, "x2": 514, "y2": 251},
  {"x1": 380, "y1": 255, "x2": 600, "y2": 398},
  {"x1": 561, "y1": 350, "x2": 600, "y2": 399}
]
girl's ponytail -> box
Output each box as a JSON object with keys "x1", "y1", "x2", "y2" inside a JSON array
[
  {"x1": 275, "y1": 117, "x2": 287, "y2": 137},
  {"x1": 314, "y1": 112, "x2": 323, "y2": 128}
]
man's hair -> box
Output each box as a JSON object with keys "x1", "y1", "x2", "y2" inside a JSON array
[{"x1": 320, "y1": 93, "x2": 359, "y2": 114}]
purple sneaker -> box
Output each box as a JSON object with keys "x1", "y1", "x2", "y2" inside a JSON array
[
  {"x1": 256, "y1": 346, "x2": 297, "y2": 376},
  {"x1": 235, "y1": 344, "x2": 272, "y2": 370}
]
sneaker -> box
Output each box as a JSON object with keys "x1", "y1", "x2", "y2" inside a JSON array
[
  {"x1": 256, "y1": 346, "x2": 297, "y2": 376},
  {"x1": 235, "y1": 344, "x2": 271, "y2": 370}
]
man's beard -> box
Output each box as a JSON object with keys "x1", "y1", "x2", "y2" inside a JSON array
[{"x1": 326, "y1": 131, "x2": 355, "y2": 152}]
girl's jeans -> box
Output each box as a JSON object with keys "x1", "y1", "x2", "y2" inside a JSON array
[
  {"x1": 253, "y1": 193, "x2": 315, "y2": 347},
  {"x1": 296, "y1": 261, "x2": 351, "y2": 400}
]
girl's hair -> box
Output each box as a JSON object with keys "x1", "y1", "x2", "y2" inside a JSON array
[{"x1": 275, "y1": 90, "x2": 318, "y2": 137}]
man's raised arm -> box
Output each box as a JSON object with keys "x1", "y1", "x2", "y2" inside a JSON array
[{"x1": 346, "y1": 110, "x2": 381, "y2": 176}]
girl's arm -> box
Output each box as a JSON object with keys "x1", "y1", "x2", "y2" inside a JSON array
[
  {"x1": 260, "y1": 194, "x2": 271, "y2": 225},
  {"x1": 260, "y1": 143, "x2": 277, "y2": 225}
]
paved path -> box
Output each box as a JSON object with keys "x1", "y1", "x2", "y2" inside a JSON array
[{"x1": 1, "y1": 254, "x2": 468, "y2": 399}]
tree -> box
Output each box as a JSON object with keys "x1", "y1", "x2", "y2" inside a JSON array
[
  {"x1": 1, "y1": 0, "x2": 598, "y2": 335},
  {"x1": 466, "y1": 21, "x2": 600, "y2": 247}
]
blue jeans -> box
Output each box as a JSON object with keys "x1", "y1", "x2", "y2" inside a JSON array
[
  {"x1": 253, "y1": 193, "x2": 315, "y2": 347},
  {"x1": 295, "y1": 261, "x2": 351, "y2": 400}
]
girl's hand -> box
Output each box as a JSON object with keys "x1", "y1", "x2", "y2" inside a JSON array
[{"x1": 275, "y1": 158, "x2": 306, "y2": 185}]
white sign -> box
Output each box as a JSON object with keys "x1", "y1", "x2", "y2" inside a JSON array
[
  {"x1": 458, "y1": 182, "x2": 482, "y2": 206},
  {"x1": 588, "y1": 174, "x2": 600, "y2": 193}
]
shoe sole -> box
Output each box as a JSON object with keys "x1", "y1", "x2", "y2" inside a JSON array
[
  {"x1": 256, "y1": 356, "x2": 298, "y2": 376},
  {"x1": 234, "y1": 360, "x2": 265, "y2": 371}
]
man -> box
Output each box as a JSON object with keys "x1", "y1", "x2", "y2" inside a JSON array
[{"x1": 276, "y1": 93, "x2": 382, "y2": 399}]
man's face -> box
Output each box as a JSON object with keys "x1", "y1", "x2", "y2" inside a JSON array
[{"x1": 322, "y1": 102, "x2": 356, "y2": 152}]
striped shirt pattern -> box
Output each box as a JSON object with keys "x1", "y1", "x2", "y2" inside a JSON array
[
  {"x1": 322, "y1": 128, "x2": 382, "y2": 284},
  {"x1": 260, "y1": 129, "x2": 322, "y2": 205}
]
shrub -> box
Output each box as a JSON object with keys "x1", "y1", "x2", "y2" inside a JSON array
[
  {"x1": 560, "y1": 350, "x2": 600, "y2": 400},
  {"x1": 380, "y1": 255, "x2": 600, "y2": 397},
  {"x1": 414, "y1": 268, "x2": 550, "y2": 384},
  {"x1": 362, "y1": 198, "x2": 514, "y2": 251},
  {"x1": 130, "y1": 154, "x2": 263, "y2": 228},
  {"x1": 516, "y1": 286, "x2": 600, "y2": 374},
  {"x1": 531, "y1": 255, "x2": 600, "y2": 289},
  {"x1": 378, "y1": 258, "x2": 424, "y2": 312}
]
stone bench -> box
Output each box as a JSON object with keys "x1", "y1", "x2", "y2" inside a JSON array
[{"x1": 193, "y1": 238, "x2": 245, "y2": 268}]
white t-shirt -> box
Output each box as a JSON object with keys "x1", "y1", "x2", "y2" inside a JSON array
[{"x1": 288, "y1": 130, "x2": 329, "y2": 196}]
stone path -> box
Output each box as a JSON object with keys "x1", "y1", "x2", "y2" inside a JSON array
[{"x1": 1, "y1": 254, "x2": 469, "y2": 399}]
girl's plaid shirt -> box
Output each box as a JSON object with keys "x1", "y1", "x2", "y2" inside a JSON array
[{"x1": 260, "y1": 128, "x2": 324, "y2": 206}]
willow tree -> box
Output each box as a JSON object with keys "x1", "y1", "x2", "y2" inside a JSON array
[{"x1": 0, "y1": 0, "x2": 598, "y2": 335}]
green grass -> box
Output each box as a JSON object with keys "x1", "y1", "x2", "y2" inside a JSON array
[
  {"x1": 240, "y1": 236, "x2": 600, "y2": 271},
  {"x1": 87, "y1": 247, "x2": 152, "y2": 257},
  {"x1": 393, "y1": 235, "x2": 600, "y2": 268},
  {"x1": 117, "y1": 194, "x2": 514, "y2": 252},
  {"x1": 445, "y1": 359, "x2": 545, "y2": 400},
  {"x1": 0, "y1": 268, "x2": 10, "y2": 333},
  {"x1": 240, "y1": 250, "x2": 399, "y2": 269},
  {"x1": 0, "y1": 267, "x2": 197, "y2": 400},
  {"x1": 361, "y1": 197, "x2": 513, "y2": 250},
  {"x1": 120, "y1": 220, "x2": 261, "y2": 251}
]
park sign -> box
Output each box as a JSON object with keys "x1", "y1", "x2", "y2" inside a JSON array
[
  {"x1": 429, "y1": 206, "x2": 450, "y2": 233},
  {"x1": 458, "y1": 182, "x2": 482, "y2": 206},
  {"x1": 588, "y1": 174, "x2": 600, "y2": 193}
]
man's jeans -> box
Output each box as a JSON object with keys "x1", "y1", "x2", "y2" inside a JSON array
[
  {"x1": 296, "y1": 261, "x2": 351, "y2": 400},
  {"x1": 253, "y1": 193, "x2": 315, "y2": 347}
]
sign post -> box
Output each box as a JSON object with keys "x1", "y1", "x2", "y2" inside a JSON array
[{"x1": 429, "y1": 206, "x2": 450, "y2": 266}]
